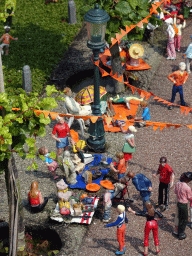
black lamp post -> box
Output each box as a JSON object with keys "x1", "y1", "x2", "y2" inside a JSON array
[{"x1": 84, "y1": 4, "x2": 110, "y2": 152}]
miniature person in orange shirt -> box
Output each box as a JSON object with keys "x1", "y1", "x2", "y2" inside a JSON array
[
  {"x1": 167, "y1": 62, "x2": 189, "y2": 110},
  {"x1": 110, "y1": 152, "x2": 127, "y2": 180},
  {"x1": 0, "y1": 26, "x2": 18, "y2": 55}
]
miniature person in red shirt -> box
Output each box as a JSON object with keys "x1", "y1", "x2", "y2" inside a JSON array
[
  {"x1": 28, "y1": 181, "x2": 48, "y2": 213},
  {"x1": 0, "y1": 26, "x2": 18, "y2": 55},
  {"x1": 52, "y1": 115, "x2": 70, "y2": 159},
  {"x1": 153, "y1": 157, "x2": 175, "y2": 211},
  {"x1": 167, "y1": 62, "x2": 189, "y2": 109}
]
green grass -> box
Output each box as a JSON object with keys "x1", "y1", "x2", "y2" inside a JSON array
[{"x1": 1, "y1": 0, "x2": 84, "y2": 94}]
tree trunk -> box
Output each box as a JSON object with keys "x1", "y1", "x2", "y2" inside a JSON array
[
  {"x1": 0, "y1": 53, "x2": 5, "y2": 93},
  {"x1": 4, "y1": 155, "x2": 25, "y2": 256},
  {"x1": 110, "y1": 42, "x2": 125, "y2": 94}
]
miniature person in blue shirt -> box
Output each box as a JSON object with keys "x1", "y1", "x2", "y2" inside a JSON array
[
  {"x1": 127, "y1": 171, "x2": 152, "y2": 214},
  {"x1": 104, "y1": 204, "x2": 135, "y2": 255},
  {"x1": 184, "y1": 35, "x2": 192, "y2": 73},
  {"x1": 134, "y1": 101, "x2": 151, "y2": 127}
]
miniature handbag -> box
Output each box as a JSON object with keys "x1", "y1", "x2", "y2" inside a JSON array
[{"x1": 122, "y1": 142, "x2": 135, "y2": 153}]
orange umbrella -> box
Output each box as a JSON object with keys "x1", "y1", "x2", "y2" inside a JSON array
[{"x1": 75, "y1": 85, "x2": 107, "y2": 105}]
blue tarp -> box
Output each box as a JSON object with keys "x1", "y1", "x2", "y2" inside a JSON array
[{"x1": 68, "y1": 154, "x2": 113, "y2": 189}]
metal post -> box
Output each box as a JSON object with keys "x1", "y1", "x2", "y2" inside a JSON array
[
  {"x1": 87, "y1": 49, "x2": 105, "y2": 152},
  {"x1": 68, "y1": 0, "x2": 77, "y2": 24},
  {"x1": 22, "y1": 65, "x2": 32, "y2": 94}
]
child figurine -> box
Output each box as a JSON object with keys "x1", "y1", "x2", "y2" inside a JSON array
[
  {"x1": 101, "y1": 180, "x2": 115, "y2": 223},
  {"x1": 38, "y1": 146, "x2": 59, "y2": 179},
  {"x1": 118, "y1": 124, "x2": 137, "y2": 168},
  {"x1": 167, "y1": 62, "x2": 189, "y2": 109},
  {"x1": 110, "y1": 152, "x2": 127, "y2": 180},
  {"x1": 134, "y1": 101, "x2": 151, "y2": 127},
  {"x1": 153, "y1": 157, "x2": 175, "y2": 211},
  {"x1": 104, "y1": 204, "x2": 135, "y2": 255},
  {"x1": 28, "y1": 181, "x2": 48, "y2": 213},
  {"x1": 184, "y1": 35, "x2": 192, "y2": 73},
  {"x1": 52, "y1": 115, "x2": 70, "y2": 160},
  {"x1": 165, "y1": 18, "x2": 176, "y2": 60},
  {"x1": 173, "y1": 14, "x2": 186, "y2": 52},
  {"x1": 0, "y1": 26, "x2": 18, "y2": 55},
  {"x1": 135, "y1": 201, "x2": 163, "y2": 256}
]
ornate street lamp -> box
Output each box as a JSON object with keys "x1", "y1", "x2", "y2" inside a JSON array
[{"x1": 84, "y1": 4, "x2": 110, "y2": 152}]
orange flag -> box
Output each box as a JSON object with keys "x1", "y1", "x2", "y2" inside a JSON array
[
  {"x1": 125, "y1": 26, "x2": 131, "y2": 33},
  {"x1": 116, "y1": 33, "x2": 122, "y2": 41},
  {"x1": 153, "y1": 123, "x2": 160, "y2": 131},
  {"x1": 120, "y1": 29, "x2": 127, "y2": 37},
  {"x1": 160, "y1": 123, "x2": 167, "y2": 131},
  {"x1": 143, "y1": 17, "x2": 149, "y2": 24},
  {"x1": 90, "y1": 116, "x2": 98, "y2": 123},
  {"x1": 184, "y1": 107, "x2": 191, "y2": 115},
  {"x1": 104, "y1": 117, "x2": 112, "y2": 126},
  {"x1": 180, "y1": 106, "x2": 186, "y2": 115},
  {"x1": 99, "y1": 67, "x2": 109, "y2": 77},
  {"x1": 137, "y1": 21, "x2": 143, "y2": 28},
  {"x1": 50, "y1": 112, "x2": 59, "y2": 120},
  {"x1": 186, "y1": 125, "x2": 192, "y2": 129},
  {"x1": 166, "y1": 123, "x2": 173, "y2": 129},
  {"x1": 174, "y1": 124, "x2": 182, "y2": 129}
]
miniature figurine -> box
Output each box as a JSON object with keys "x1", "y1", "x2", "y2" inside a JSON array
[
  {"x1": 135, "y1": 201, "x2": 163, "y2": 255},
  {"x1": 134, "y1": 101, "x2": 151, "y2": 127},
  {"x1": 63, "y1": 87, "x2": 92, "y2": 133},
  {"x1": 167, "y1": 62, "x2": 189, "y2": 109},
  {"x1": 110, "y1": 152, "x2": 126, "y2": 180},
  {"x1": 173, "y1": 172, "x2": 192, "y2": 240},
  {"x1": 104, "y1": 204, "x2": 135, "y2": 255},
  {"x1": 38, "y1": 146, "x2": 59, "y2": 179},
  {"x1": 165, "y1": 18, "x2": 176, "y2": 60},
  {"x1": 184, "y1": 35, "x2": 192, "y2": 73},
  {"x1": 63, "y1": 150, "x2": 77, "y2": 185},
  {"x1": 118, "y1": 125, "x2": 137, "y2": 168},
  {"x1": 52, "y1": 115, "x2": 70, "y2": 160},
  {"x1": 28, "y1": 181, "x2": 48, "y2": 213},
  {"x1": 127, "y1": 171, "x2": 152, "y2": 214},
  {"x1": 101, "y1": 180, "x2": 115, "y2": 222},
  {"x1": 173, "y1": 14, "x2": 186, "y2": 52},
  {"x1": 0, "y1": 26, "x2": 18, "y2": 55},
  {"x1": 153, "y1": 157, "x2": 175, "y2": 211}
]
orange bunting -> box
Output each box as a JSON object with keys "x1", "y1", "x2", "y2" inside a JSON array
[
  {"x1": 116, "y1": 33, "x2": 122, "y2": 41},
  {"x1": 143, "y1": 17, "x2": 149, "y2": 24},
  {"x1": 104, "y1": 49, "x2": 111, "y2": 56},
  {"x1": 104, "y1": 117, "x2": 112, "y2": 126},
  {"x1": 174, "y1": 124, "x2": 182, "y2": 129},
  {"x1": 125, "y1": 26, "x2": 131, "y2": 33},
  {"x1": 90, "y1": 116, "x2": 98, "y2": 123},
  {"x1": 111, "y1": 38, "x2": 118, "y2": 45},
  {"x1": 120, "y1": 29, "x2": 127, "y2": 37},
  {"x1": 137, "y1": 21, "x2": 143, "y2": 28},
  {"x1": 153, "y1": 124, "x2": 160, "y2": 131},
  {"x1": 180, "y1": 106, "x2": 186, "y2": 115},
  {"x1": 186, "y1": 125, "x2": 192, "y2": 129},
  {"x1": 50, "y1": 112, "x2": 59, "y2": 120},
  {"x1": 94, "y1": 59, "x2": 100, "y2": 66},
  {"x1": 160, "y1": 123, "x2": 167, "y2": 131},
  {"x1": 99, "y1": 67, "x2": 109, "y2": 77},
  {"x1": 184, "y1": 107, "x2": 191, "y2": 115},
  {"x1": 166, "y1": 124, "x2": 173, "y2": 129}
]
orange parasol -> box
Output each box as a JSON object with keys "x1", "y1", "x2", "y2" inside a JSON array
[{"x1": 75, "y1": 85, "x2": 107, "y2": 105}]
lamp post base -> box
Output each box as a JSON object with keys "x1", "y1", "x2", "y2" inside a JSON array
[{"x1": 87, "y1": 118, "x2": 105, "y2": 152}]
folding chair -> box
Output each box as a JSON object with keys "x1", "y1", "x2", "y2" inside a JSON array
[{"x1": 113, "y1": 180, "x2": 134, "y2": 210}]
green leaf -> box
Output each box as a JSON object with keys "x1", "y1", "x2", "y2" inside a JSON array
[
  {"x1": 115, "y1": 1, "x2": 132, "y2": 15},
  {"x1": 40, "y1": 98, "x2": 58, "y2": 110},
  {"x1": 26, "y1": 138, "x2": 36, "y2": 147},
  {"x1": 128, "y1": 12, "x2": 137, "y2": 20},
  {"x1": 27, "y1": 165, "x2": 31, "y2": 170},
  {"x1": 39, "y1": 113, "x2": 51, "y2": 125},
  {"x1": 26, "y1": 152, "x2": 36, "y2": 159},
  {"x1": 122, "y1": 20, "x2": 132, "y2": 27},
  {"x1": 46, "y1": 85, "x2": 58, "y2": 96},
  {"x1": 36, "y1": 126, "x2": 46, "y2": 137},
  {"x1": 108, "y1": 19, "x2": 121, "y2": 33},
  {"x1": 52, "y1": 250, "x2": 59, "y2": 255},
  {"x1": 19, "y1": 247, "x2": 25, "y2": 252},
  {"x1": 16, "y1": 117, "x2": 23, "y2": 123},
  {"x1": 0, "y1": 153, "x2": 5, "y2": 161},
  {"x1": 14, "y1": 143, "x2": 24, "y2": 152},
  {"x1": 3, "y1": 113, "x2": 17, "y2": 124},
  {"x1": 55, "y1": 96, "x2": 65, "y2": 101},
  {"x1": 139, "y1": 10, "x2": 150, "y2": 17},
  {"x1": 128, "y1": 0, "x2": 138, "y2": 10},
  {"x1": 49, "y1": 151, "x2": 56, "y2": 159},
  {"x1": 39, "y1": 154, "x2": 45, "y2": 161},
  {"x1": 32, "y1": 161, "x2": 38, "y2": 170}
]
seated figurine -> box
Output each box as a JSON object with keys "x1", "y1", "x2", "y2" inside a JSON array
[
  {"x1": 28, "y1": 181, "x2": 48, "y2": 213},
  {"x1": 63, "y1": 150, "x2": 77, "y2": 185}
]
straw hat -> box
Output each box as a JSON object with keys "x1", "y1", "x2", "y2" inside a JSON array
[
  {"x1": 100, "y1": 180, "x2": 115, "y2": 190},
  {"x1": 177, "y1": 15, "x2": 184, "y2": 20},
  {"x1": 128, "y1": 125, "x2": 137, "y2": 133},
  {"x1": 86, "y1": 183, "x2": 100, "y2": 192},
  {"x1": 129, "y1": 44, "x2": 144, "y2": 59}
]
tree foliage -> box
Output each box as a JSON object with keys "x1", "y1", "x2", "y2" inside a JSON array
[
  {"x1": 0, "y1": 0, "x2": 16, "y2": 23},
  {"x1": 0, "y1": 85, "x2": 65, "y2": 173},
  {"x1": 81, "y1": 0, "x2": 162, "y2": 42}
]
